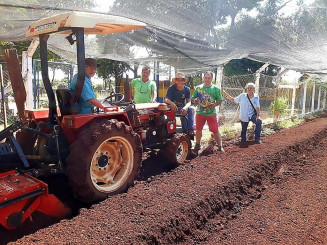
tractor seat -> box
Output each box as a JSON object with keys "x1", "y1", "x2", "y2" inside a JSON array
[{"x1": 56, "y1": 89, "x2": 74, "y2": 116}]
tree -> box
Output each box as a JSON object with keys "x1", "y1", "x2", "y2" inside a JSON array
[
  {"x1": 97, "y1": 59, "x2": 130, "y2": 92},
  {"x1": 224, "y1": 58, "x2": 279, "y2": 77}
]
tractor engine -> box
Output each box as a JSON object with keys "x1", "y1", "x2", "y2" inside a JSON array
[{"x1": 134, "y1": 103, "x2": 175, "y2": 148}]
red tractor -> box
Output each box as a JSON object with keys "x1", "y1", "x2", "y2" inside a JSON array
[{"x1": 0, "y1": 12, "x2": 192, "y2": 229}]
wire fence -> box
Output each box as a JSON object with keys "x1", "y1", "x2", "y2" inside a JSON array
[{"x1": 1, "y1": 69, "x2": 326, "y2": 131}]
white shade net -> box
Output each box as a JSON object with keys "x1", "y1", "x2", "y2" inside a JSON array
[{"x1": 1, "y1": 0, "x2": 327, "y2": 76}]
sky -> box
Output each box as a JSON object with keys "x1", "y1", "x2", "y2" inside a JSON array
[{"x1": 93, "y1": 0, "x2": 115, "y2": 12}]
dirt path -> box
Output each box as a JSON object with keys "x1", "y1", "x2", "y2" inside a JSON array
[
  {"x1": 200, "y1": 122, "x2": 327, "y2": 244},
  {"x1": 2, "y1": 114, "x2": 327, "y2": 244}
]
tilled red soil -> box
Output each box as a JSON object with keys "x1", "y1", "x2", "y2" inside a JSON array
[{"x1": 2, "y1": 113, "x2": 327, "y2": 244}]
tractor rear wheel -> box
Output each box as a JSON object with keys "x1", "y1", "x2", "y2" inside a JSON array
[
  {"x1": 165, "y1": 133, "x2": 191, "y2": 167},
  {"x1": 66, "y1": 119, "x2": 142, "y2": 203}
]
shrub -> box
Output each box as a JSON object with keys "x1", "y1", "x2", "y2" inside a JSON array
[{"x1": 271, "y1": 97, "x2": 289, "y2": 123}]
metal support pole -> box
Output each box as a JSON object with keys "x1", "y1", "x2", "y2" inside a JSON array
[
  {"x1": 69, "y1": 64, "x2": 73, "y2": 86},
  {"x1": 40, "y1": 34, "x2": 57, "y2": 124},
  {"x1": 0, "y1": 64, "x2": 7, "y2": 128},
  {"x1": 156, "y1": 61, "x2": 160, "y2": 102}
]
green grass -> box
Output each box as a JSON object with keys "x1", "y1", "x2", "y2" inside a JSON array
[
  {"x1": 312, "y1": 110, "x2": 325, "y2": 117},
  {"x1": 220, "y1": 125, "x2": 237, "y2": 137},
  {"x1": 276, "y1": 117, "x2": 304, "y2": 129},
  {"x1": 262, "y1": 127, "x2": 275, "y2": 136}
]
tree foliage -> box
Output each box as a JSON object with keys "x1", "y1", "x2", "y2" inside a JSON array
[
  {"x1": 224, "y1": 58, "x2": 279, "y2": 77},
  {"x1": 97, "y1": 59, "x2": 131, "y2": 92}
]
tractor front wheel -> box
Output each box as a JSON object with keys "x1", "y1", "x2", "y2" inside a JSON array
[
  {"x1": 165, "y1": 133, "x2": 191, "y2": 167},
  {"x1": 66, "y1": 119, "x2": 142, "y2": 203}
]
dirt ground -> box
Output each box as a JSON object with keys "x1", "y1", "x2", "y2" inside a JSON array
[{"x1": 1, "y1": 112, "x2": 327, "y2": 244}]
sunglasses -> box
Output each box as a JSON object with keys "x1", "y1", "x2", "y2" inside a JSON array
[{"x1": 140, "y1": 83, "x2": 149, "y2": 93}]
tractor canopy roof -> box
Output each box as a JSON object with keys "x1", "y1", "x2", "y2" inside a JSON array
[{"x1": 26, "y1": 12, "x2": 146, "y2": 38}]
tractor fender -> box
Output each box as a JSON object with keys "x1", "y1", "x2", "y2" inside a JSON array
[{"x1": 60, "y1": 112, "x2": 132, "y2": 144}]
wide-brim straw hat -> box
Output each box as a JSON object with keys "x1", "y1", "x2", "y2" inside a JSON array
[{"x1": 172, "y1": 73, "x2": 189, "y2": 83}]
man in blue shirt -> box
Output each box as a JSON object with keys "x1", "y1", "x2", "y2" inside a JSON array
[
  {"x1": 70, "y1": 58, "x2": 106, "y2": 114},
  {"x1": 222, "y1": 82, "x2": 262, "y2": 144},
  {"x1": 165, "y1": 73, "x2": 194, "y2": 134}
]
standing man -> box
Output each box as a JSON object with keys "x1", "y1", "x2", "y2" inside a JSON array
[
  {"x1": 131, "y1": 66, "x2": 157, "y2": 103},
  {"x1": 70, "y1": 58, "x2": 106, "y2": 114},
  {"x1": 222, "y1": 82, "x2": 262, "y2": 144},
  {"x1": 165, "y1": 73, "x2": 194, "y2": 134},
  {"x1": 192, "y1": 71, "x2": 224, "y2": 154}
]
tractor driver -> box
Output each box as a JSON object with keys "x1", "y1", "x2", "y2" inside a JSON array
[{"x1": 70, "y1": 58, "x2": 107, "y2": 113}]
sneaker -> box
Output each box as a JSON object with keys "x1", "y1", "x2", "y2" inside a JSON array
[
  {"x1": 255, "y1": 140, "x2": 262, "y2": 144},
  {"x1": 206, "y1": 141, "x2": 216, "y2": 151},
  {"x1": 200, "y1": 141, "x2": 215, "y2": 155},
  {"x1": 192, "y1": 143, "x2": 201, "y2": 154},
  {"x1": 188, "y1": 130, "x2": 195, "y2": 136},
  {"x1": 218, "y1": 146, "x2": 225, "y2": 152}
]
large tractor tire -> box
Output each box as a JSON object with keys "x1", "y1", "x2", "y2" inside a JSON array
[
  {"x1": 165, "y1": 133, "x2": 191, "y2": 168},
  {"x1": 66, "y1": 119, "x2": 142, "y2": 203}
]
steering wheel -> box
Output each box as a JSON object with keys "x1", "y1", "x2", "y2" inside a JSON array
[{"x1": 102, "y1": 92, "x2": 125, "y2": 105}]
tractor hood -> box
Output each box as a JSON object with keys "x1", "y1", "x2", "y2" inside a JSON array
[{"x1": 26, "y1": 11, "x2": 146, "y2": 38}]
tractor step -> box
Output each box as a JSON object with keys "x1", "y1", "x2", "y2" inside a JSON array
[{"x1": 0, "y1": 170, "x2": 71, "y2": 229}]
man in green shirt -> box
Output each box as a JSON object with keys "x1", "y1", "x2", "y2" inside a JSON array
[
  {"x1": 191, "y1": 71, "x2": 224, "y2": 154},
  {"x1": 131, "y1": 66, "x2": 157, "y2": 103}
]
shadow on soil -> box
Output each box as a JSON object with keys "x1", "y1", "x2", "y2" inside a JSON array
[{"x1": 0, "y1": 152, "x2": 174, "y2": 245}]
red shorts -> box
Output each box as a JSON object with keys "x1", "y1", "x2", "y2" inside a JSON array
[{"x1": 195, "y1": 114, "x2": 219, "y2": 133}]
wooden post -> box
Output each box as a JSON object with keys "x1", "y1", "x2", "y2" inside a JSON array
[
  {"x1": 168, "y1": 65, "x2": 171, "y2": 82},
  {"x1": 317, "y1": 85, "x2": 321, "y2": 110},
  {"x1": 302, "y1": 80, "x2": 307, "y2": 115},
  {"x1": 273, "y1": 68, "x2": 288, "y2": 123},
  {"x1": 0, "y1": 65, "x2": 7, "y2": 128},
  {"x1": 311, "y1": 83, "x2": 315, "y2": 112},
  {"x1": 323, "y1": 88, "x2": 326, "y2": 109},
  {"x1": 255, "y1": 62, "x2": 269, "y2": 94},
  {"x1": 216, "y1": 65, "x2": 223, "y2": 89},
  {"x1": 124, "y1": 75, "x2": 131, "y2": 102},
  {"x1": 216, "y1": 65, "x2": 224, "y2": 119},
  {"x1": 291, "y1": 77, "x2": 297, "y2": 116},
  {"x1": 22, "y1": 40, "x2": 39, "y2": 109},
  {"x1": 274, "y1": 68, "x2": 289, "y2": 100}
]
